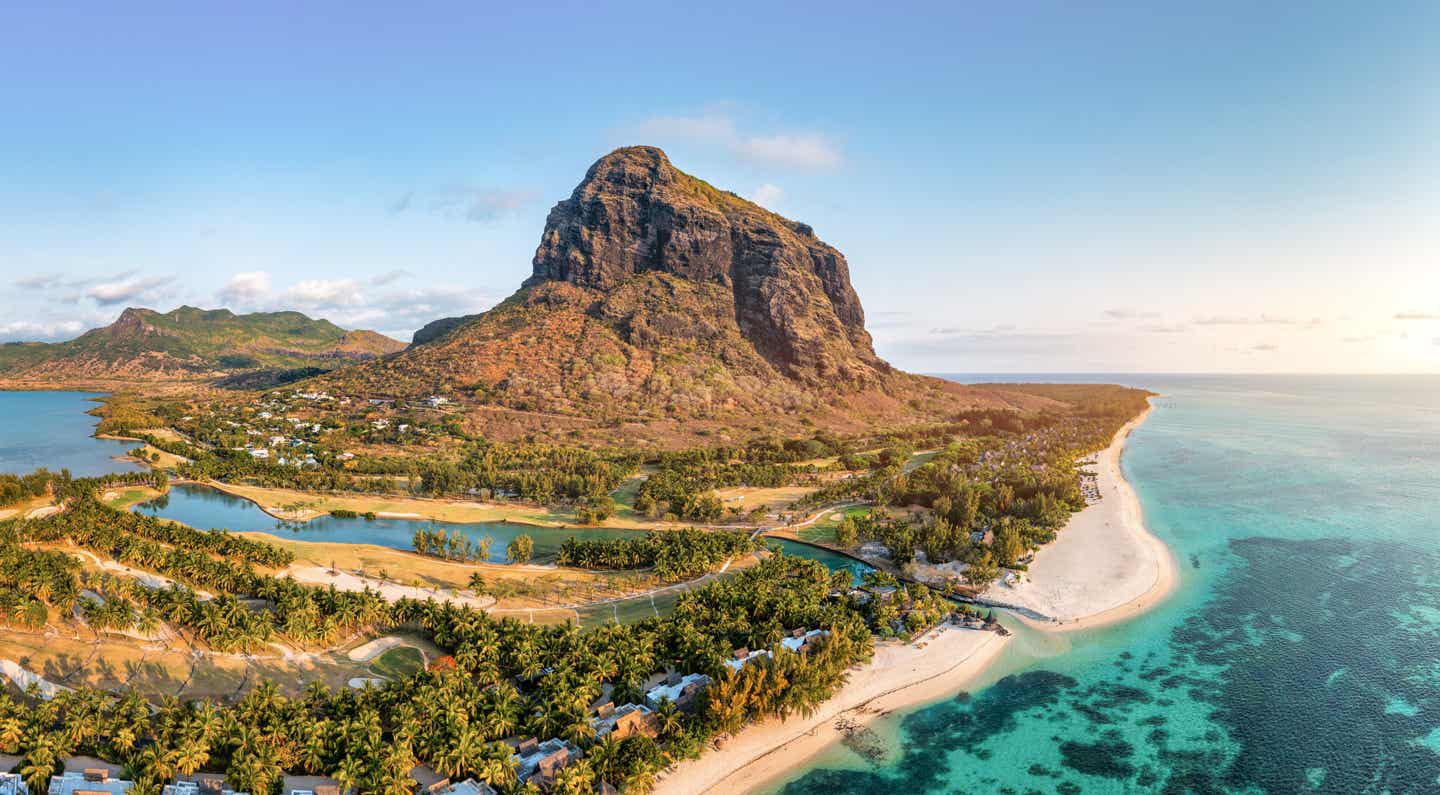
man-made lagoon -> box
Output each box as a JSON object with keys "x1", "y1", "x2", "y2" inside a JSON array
[{"x1": 135, "y1": 482, "x2": 641, "y2": 564}]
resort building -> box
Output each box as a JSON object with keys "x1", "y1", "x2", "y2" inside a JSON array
[
  {"x1": 724, "y1": 647, "x2": 772, "y2": 671},
  {"x1": 162, "y1": 776, "x2": 248, "y2": 795},
  {"x1": 512, "y1": 738, "x2": 580, "y2": 789},
  {"x1": 644, "y1": 672, "x2": 710, "y2": 711},
  {"x1": 419, "y1": 780, "x2": 495, "y2": 795},
  {"x1": 590, "y1": 702, "x2": 659, "y2": 739},
  {"x1": 281, "y1": 775, "x2": 345, "y2": 795},
  {"x1": 0, "y1": 772, "x2": 26, "y2": 795},
  {"x1": 780, "y1": 628, "x2": 829, "y2": 654},
  {"x1": 48, "y1": 770, "x2": 132, "y2": 795}
]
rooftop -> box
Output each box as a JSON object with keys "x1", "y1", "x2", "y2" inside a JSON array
[{"x1": 48, "y1": 772, "x2": 133, "y2": 795}]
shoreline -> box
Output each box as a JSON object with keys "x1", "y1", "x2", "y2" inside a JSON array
[
  {"x1": 656, "y1": 403, "x2": 1171, "y2": 793},
  {"x1": 652, "y1": 626, "x2": 1011, "y2": 795},
  {"x1": 987, "y1": 403, "x2": 1177, "y2": 633}
]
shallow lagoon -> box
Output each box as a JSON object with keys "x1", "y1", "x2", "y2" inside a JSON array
[{"x1": 776, "y1": 375, "x2": 1440, "y2": 794}]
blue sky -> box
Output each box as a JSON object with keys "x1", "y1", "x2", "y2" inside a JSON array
[{"x1": 2, "y1": 1, "x2": 1436, "y2": 372}]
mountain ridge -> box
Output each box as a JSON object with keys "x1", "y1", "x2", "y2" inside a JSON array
[
  {"x1": 317, "y1": 146, "x2": 1055, "y2": 443},
  {"x1": 0, "y1": 305, "x2": 405, "y2": 385}
]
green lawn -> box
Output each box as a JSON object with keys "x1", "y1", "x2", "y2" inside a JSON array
[
  {"x1": 104, "y1": 488, "x2": 154, "y2": 510},
  {"x1": 903, "y1": 450, "x2": 939, "y2": 473},
  {"x1": 369, "y1": 646, "x2": 425, "y2": 679},
  {"x1": 798, "y1": 505, "x2": 871, "y2": 544},
  {"x1": 608, "y1": 476, "x2": 645, "y2": 519}
]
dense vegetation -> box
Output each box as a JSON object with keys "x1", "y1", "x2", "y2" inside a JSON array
[
  {"x1": 412, "y1": 525, "x2": 493, "y2": 563},
  {"x1": 556, "y1": 530, "x2": 756, "y2": 580},
  {"x1": 0, "y1": 552, "x2": 888, "y2": 794}
]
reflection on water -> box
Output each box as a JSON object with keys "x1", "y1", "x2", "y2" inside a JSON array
[{"x1": 135, "y1": 483, "x2": 639, "y2": 563}]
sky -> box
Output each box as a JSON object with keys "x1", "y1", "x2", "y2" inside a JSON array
[{"x1": 1, "y1": 1, "x2": 1436, "y2": 373}]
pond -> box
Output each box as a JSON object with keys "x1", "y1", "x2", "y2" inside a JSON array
[{"x1": 135, "y1": 482, "x2": 643, "y2": 564}]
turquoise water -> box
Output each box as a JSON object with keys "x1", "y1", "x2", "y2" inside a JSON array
[
  {"x1": 0, "y1": 390, "x2": 140, "y2": 477},
  {"x1": 778, "y1": 375, "x2": 1440, "y2": 794},
  {"x1": 768, "y1": 538, "x2": 875, "y2": 584}
]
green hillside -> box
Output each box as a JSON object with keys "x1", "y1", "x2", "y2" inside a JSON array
[{"x1": 0, "y1": 306, "x2": 405, "y2": 383}]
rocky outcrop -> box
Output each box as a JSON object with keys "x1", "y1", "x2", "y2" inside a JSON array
[
  {"x1": 526, "y1": 146, "x2": 884, "y2": 383},
  {"x1": 316, "y1": 146, "x2": 1055, "y2": 444}
]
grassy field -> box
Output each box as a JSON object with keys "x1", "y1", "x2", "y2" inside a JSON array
[
  {"x1": 713, "y1": 484, "x2": 819, "y2": 514},
  {"x1": 0, "y1": 495, "x2": 52, "y2": 521},
  {"x1": 369, "y1": 646, "x2": 425, "y2": 679},
  {"x1": 102, "y1": 485, "x2": 164, "y2": 511},
  {"x1": 0, "y1": 624, "x2": 372, "y2": 702},
  {"x1": 904, "y1": 449, "x2": 939, "y2": 472},
  {"x1": 247, "y1": 532, "x2": 688, "y2": 612},
  {"x1": 798, "y1": 505, "x2": 872, "y2": 544},
  {"x1": 206, "y1": 481, "x2": 665, "y2": 528}
]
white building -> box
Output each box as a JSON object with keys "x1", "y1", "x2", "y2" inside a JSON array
[
  {"x1": 162, "y1": 777, "x2": 248, "y2": 795},
  {"x1": 0, "y1": 772, "x2": 27, "y2": 795},
  {"x1": 724, "y1": 648, "x2": 772, "y2": 671},
  {"x1": 48, "y1": 771, "x2": 132, "y2": 795},
  {"x1": 420, "y1": 780, "x2": 495, "y2": 795},
  {"x1": 644, "y1": 672, "x2": 710, "y2": 710},
  {"x1": 780, "y1": 629, "x2": 829, "y2": 653}
]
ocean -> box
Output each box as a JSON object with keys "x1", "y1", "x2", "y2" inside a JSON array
[
  {"x1": 0, "y1": 390, "x2": 141, "y2": 477},
  {"x1": 775, "y1": 375, "x2": 1440, "y2": 794}
]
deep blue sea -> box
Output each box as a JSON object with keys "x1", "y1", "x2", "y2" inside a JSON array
[
  {"x1": 777, "y1": 375, "x2": 1440, "y2": 794},
  {"x1": 0, "y1": 390, "x2": 140, "y2": 477}
]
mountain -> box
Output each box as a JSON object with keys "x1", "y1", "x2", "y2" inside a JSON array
[
  {"x1": 0, "y1": 306, "x2": 405, "y2": 385},
  {"x1": 321, "y1": 146, "x2": 1053, "y2": 442}
]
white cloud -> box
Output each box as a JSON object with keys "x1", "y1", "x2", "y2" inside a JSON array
[
  {"x1": 636, "y1": 110, "x2": 843, "y2": 170},
  {"x1": 217, "y1": 271, "x2": 272, "y2": 305},
  {"x1": 422, "y1": 187, "x2": 537, "y2": 224},
  {"x1": 463, "y1": 191, "x2": 536, "y2": 223},
  {"x1": 85, "y1": 273, "x2": 175, "y2": 305},
  {"x1": 752, "y1": 183, "x2": 784, "y2": 208},
  {"x1": 0, "y1": 319, "x2": 86, "y2": 341},
  {"x1": 15, "y1": 273, "x2": 63, "y2": 289},
  {"x1": 1396, "y1": 311, "x2": 1440, "y2": 320},
  {"x1": 734, "y1": 134, "x2": 842, "y2": 169},
  {"x1": 370, "y1": 270, "x2": 411, "y2": 286},
  {"x1": 285, "y1": 279, "x2": 364, "y2": 307},
  {"x1": 1194, "y1": 313, "x2": 1298, "y2": 326},
  {"x1": 1104, "y1": 308, "x2": 1160, "y2": 320}
]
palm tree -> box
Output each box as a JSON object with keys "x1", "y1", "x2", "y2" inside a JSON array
[
  {"x1": 654, "y1": 699, "x2": 683, "y2": 739},
  {"x1": 476, "y1": 742, "x2": 518, "y2": 789},
  {"x1": 173, "y1": 735, "x2": 210, "y2": 777},
  {"x1": 20, "y1": 735, "x2": 60, "y2": 795}
]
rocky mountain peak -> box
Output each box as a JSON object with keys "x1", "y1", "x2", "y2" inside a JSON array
[{"x1": 526, "y1": 146, "x2": 883, "y2": 382}]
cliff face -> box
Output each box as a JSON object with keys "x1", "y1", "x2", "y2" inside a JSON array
[
  {"x1": 526, "y1": 146, "x2": 883, "y2": 383},
  {"x1": 321, "y1": 146, "x2": 1050, "y2": 444}
]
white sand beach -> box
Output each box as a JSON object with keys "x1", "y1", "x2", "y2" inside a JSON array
[
  {"x1": 653, "y1": 626, "x2": 1010, "y2": 795},
  {"x1": 986, "y1": 405, "x2": 1176, "y2": 630},
  {"x1": 654, "y1": 405, "x2": 1171, "y2": 793}
]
